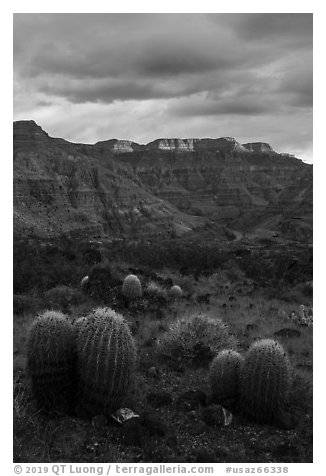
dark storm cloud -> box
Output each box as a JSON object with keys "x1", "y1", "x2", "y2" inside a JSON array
[
  {"x1": 210, "y1": 13, "x2": 312, "y2": 46},
  {"x1": 133, "y1": 45, "x2": 218, "y2": 77},
  {"x1": 15, "y1": 14, "x2": 252, "y2": 86},
  {"x1": 39, "y1": 78, "x2": 176, "y2": 103},
  {"x1": 276, "y1": 54, "x2": 313, "y2": 108},
  {"x1": 24, "y1": 40, "x2": 223, "y2": 81},
  {"x1": 13, "y1": 13, "x2": 313, "y2": 162},
  {"x1": 14, "y1": 13, "x2": 312, "y2": 105},
  {"x1": 170, "y1": 96, "x2": 273, "y2": 117}
]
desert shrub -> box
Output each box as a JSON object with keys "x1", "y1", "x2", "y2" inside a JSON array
[
  {"x1": 75, "y1": 307, "x2": 136, "y2": 416},
  {"x1": 107, "y1": 239, "x2": 228, "y2": 274},
  {"x1": 78, "y1": 245, "x2": 102, "y2": 265},
  {"x1": 13, "y1": 237, "x2": 88, "y2": 293},
  {"x1": 109, "y1": 262, "x2": 127, "y2": 283},
  {"x1": 136, "y1": 315, "x2": 168, "y2": 348},
  {"x1": 13, "y1": 294, "x2": 44, "y2": 315},
  {"x1": 225, "y1": 265, "x2": 241, "y2": 283},
  {"x1": 237, "y1": 247, "x2": 312, "y2": 288},
  {"x1": 240, "y1": 339, "x2": 292, "y2": 423},
  {"x1": 300, "y1": 281, "x2": 313, "y2": 298},
  {"x1": 84, "y1": 248, "x2": 102, "y2": 264},
  {"x1": 209, "y1": 349, "x2": 244, "y2": 403},
  {"x1": 288, "y1": 370, "x2": 313, "y2": 415},
  {"x1": 44, "y1": 285, "x2": 84, "y2": 311},
  {"x1": 86, "y1": 262, "x2": 121, "y2": 301},
  {"x1": 157, "y1": 313, "x2": 236, "y2": 370},
  {"x1": 26, "y1": 310, "x2": 76, "y2": 413},
  {"x1": 145, "y1": 281, "x2": 167, "y2": 300},
  {"x1": 177, "y1": 276, "x2": 195, "y2": 295}
]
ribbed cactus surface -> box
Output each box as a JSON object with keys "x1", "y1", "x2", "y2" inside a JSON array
[
  {"x1": 209, "y1": 349, "x2": 244, "y2": 402},
  {"x1": 122, "y1": 274, "x2": 142, "y2": 299},
  {"x1": 240, "y1": 339, "x2": 291, "y2": 422},
  {"x1": 75, "y1": 308, "x2": 136, "y2": 416},
  {"x1": 26, "y1": 310, "x2": 75, "y2": 412}
]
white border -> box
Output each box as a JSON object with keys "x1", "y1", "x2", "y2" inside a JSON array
[{"x1": 3, "y1": 2, "x2": 322, "y2": 474}]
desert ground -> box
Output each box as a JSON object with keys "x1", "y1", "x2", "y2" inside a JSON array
[{"x1": 13, "y1": 236, "x2": 313, "y2": 463}]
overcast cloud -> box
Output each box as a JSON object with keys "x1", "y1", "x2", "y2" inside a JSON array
[{"x1": 13, "y1": 13, "x2": 313, "y2": 162}]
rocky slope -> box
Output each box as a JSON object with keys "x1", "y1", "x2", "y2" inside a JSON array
[
  {"x1": 13, "y1": 121, "x2": 312, "y2": 242},
  {"x1": 13, "y1": 121, "x2": 206, "y2": 240}
]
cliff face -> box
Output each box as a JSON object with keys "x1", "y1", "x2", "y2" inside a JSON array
[
  {"x1": 95, "y1": 136, "x2": 249, "y2": 154},
  {"x1": 95, "y1": 139, "x2": 145, "y2": 154},
  {"x1": 14, "y1": 120, "x2": 51, "y2": 149},
  {"x1": 102, "y1": 139, "x2": 312, "y2": 240},
  {"x1": 13, "y1": 121, "x2": 312, "y2": 242},
  {"x1": 242, "y1": 142, "x2": 274, "y2": 153},
  {"x1": 13, "y1": 122, "x2": 207, "y2": 240}
]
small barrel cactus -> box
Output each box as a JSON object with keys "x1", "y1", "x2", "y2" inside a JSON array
[
  {"x1": 76, "y1": 307, "x2": 136, "y2": 416},
  {"x1": 26, "y1": 310, "x2": 75, "y2": 412},
  {"x1": 80, "y1": 275, "x2": 89, "y2": 287},
  {"x1": 240, "y1": 339, "x2": 292, "y2": 423},
  {"x1": 209, "y1": 349, "x2": 244, "y2": 402},
  {"x1": 170, "y1": 285, "x2": 182, "y2": 298},
  {"x1": 122, "y1": 274, "x2": 142, "y2": 299}
]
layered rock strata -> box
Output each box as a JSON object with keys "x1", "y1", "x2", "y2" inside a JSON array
[{"x1": 13, "y1": 121, "x2": 312, "y2": 242}]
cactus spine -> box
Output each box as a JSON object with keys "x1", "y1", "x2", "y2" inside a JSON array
[
  {"x1": 26, "y1": 310, "x2": 75, "y2": 412},
  {"x1": 75, "y1": 308, "x2": 136, "y2": 416},
  {"x1": 122, "y1": 274, "x2": 142, "y2": 299},
  {"x1": 209, "y1": 349, "x2": 244, "y2": 402},
  {"x1": 240, "y1": 339, "x2": 291, "y2": 422},
  {"x1": 74, "y1": 316, "x2": 87, "y2": 337}
]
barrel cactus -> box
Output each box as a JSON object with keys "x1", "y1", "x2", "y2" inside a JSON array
[
  {"x1": 170, "y1": 285, "x2": 182, "y2": 298},
  {"x1": 80, "y1": 275, "x2": 89, "y2": 287},
  {"x1": 240, "y1": 339, "x2": 292, "y2": 422},
  {"x1": 122, "y1": 274, "x2": 142, "y2": 299},
  {"x1": 209, "y1": 349, "x2": 244, "y2": 402},
  {"x1": 75, "y1": 307, "x2": 136, "y2": 416},
  {"x1": 26, "y1": 310, "x2": 75, "y2": 413}
]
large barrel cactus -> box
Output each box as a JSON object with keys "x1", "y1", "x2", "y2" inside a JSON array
[
  {"x1": 26, "y1": 310, "x2": 75, "y2": 413},
  {"x1": 122, "y1": 274, "x2": 142, "y2": 299},
  {"x1": 75, "y1": 307, "x2": 136, "y2": 416},
  {"x1": 240, "y1": 339, "x2": 292, "y2": 423},
  {"x1": 209, "y1": 349, "x2": 244, "y2": 402}
]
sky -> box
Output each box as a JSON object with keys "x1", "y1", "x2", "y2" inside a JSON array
[{"x1": 13, "y1": 13, "x2": 313, "y2": 162}]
